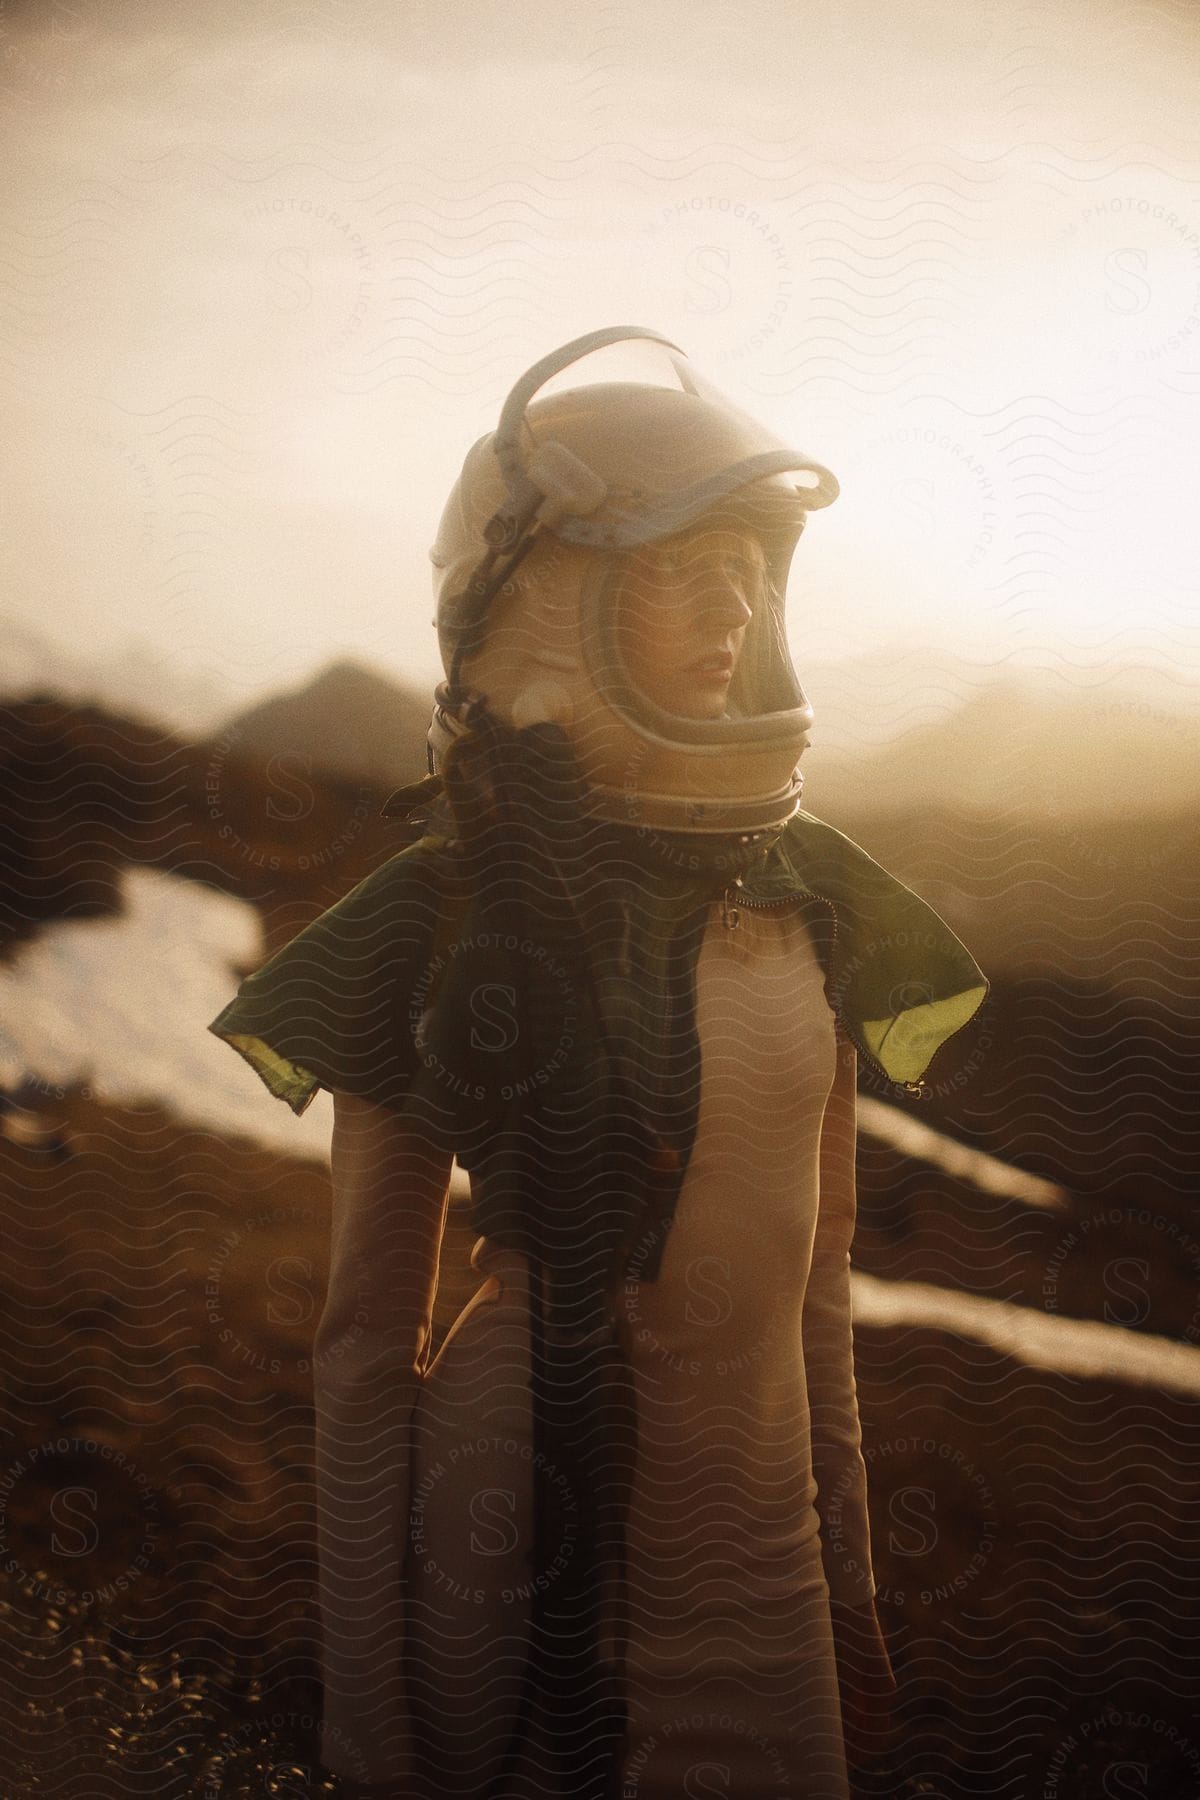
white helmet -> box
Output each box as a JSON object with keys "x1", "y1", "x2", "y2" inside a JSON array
[{"x1": 427, "y1": 326, "x2": 839, "y2": 836}]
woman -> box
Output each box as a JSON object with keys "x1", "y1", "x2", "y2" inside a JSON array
[{"x1": 208, "y1": 326, "x2": 989, "y2": 1799}]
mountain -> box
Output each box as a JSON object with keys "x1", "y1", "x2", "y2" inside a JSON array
[
  {"x1": 219, "y1": 652, "x2": 1200, "y2": 819},
  {"x1": 0, "y1": 613, "x2": 237, "y2": 738},
  {"x1": 6, "y1": 605, "x2": 1197, "y2": 818},
  {"x1": 217, "y1": 656, "x2": 433, "y2": 789},
  {"x1": 800, "y1": 672, "x2": 1200, "y2": 817}
]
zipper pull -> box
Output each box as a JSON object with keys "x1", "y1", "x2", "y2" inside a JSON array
[{"x1": 721, "y1": 875, "x2": 744, "y2": 930}]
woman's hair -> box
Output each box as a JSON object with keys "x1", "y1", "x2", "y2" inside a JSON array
[{"x1": 715, "y1": 533, "x2": 793, "y2": 722}]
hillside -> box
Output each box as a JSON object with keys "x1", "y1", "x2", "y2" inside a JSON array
[{"x1": 1, "y1": 692, "x2": 1198, "y2": 1796}]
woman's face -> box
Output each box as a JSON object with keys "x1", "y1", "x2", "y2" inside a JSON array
[{"x1": 616, "y1": 524, "x2": 765, "y2": 721}]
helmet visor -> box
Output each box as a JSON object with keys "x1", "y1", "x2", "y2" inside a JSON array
[
  {"x1": 577, "y1": 503, "x2": 814, "y2": 742},
  {"x1": 496, "y1": 327, "x2": 838, "y2": 552}
]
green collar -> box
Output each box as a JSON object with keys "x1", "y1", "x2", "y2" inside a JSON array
[{"x1": 383, "y1": 754, "x2": 989, "y2": 1096}]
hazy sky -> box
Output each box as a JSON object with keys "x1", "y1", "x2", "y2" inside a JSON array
[{"x1": 3, "y1": 0, "x2": 1199, "y2": 717}]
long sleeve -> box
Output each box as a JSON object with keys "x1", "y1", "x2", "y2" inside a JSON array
[
  {"x1": 313, "y1": 1090, "x2": 452, "y2": 1786},
  {"x1": 803, "y1": 1029, "x2": 878, "y2": 1609}
]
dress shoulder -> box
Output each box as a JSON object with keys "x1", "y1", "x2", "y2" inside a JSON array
[
  {"x1": 206, "y1": 836, "x2": 461, "y2": 1117},
  {"x1": 777, "y1": 809, "x2": 990, "y2": 1086}
]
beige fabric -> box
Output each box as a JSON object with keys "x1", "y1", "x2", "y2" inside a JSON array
[
  {"x1": 610, "y1": 896, "x2": 869, "y2": 1800},
  {"x1": 315, "y1": 898, "x2": 876, "y2": 1796},
  {"x1": 312, "y1": 1095, "x2": 453, "y2": 1786}
]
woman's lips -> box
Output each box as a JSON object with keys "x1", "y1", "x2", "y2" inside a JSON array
[{"x1": 686, "y1": 651, "x2": 734, "y2": 676}]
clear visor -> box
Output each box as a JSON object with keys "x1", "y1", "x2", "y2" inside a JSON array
[
  {"x1": 492, "y1": 326, "x2": 838, "y2": 552},
  {"x1": 577, "y1": 516, "x2": 813, "y2": 740}
]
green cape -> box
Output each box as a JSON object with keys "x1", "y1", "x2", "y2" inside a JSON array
[{"x1": 207, "y1": 747, "x2": 988, "y2": 1297}]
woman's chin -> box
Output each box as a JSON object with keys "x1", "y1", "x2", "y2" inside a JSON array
[
  {"x1": 655, "y1": 677, "x2": 732, "y2": 721},
  {"x1": 691, "y1": 693, "x2": 733, "y2": 721},
  {"x1": 653, "y1": 696, "x2": 726, "y2": 722}
]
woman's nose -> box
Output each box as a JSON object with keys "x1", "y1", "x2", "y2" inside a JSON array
[{"x1": 699, "y1": 588, "x2": 753, "y2": 633}]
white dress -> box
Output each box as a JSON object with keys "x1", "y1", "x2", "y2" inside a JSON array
[{"x1": 313, "y1": 895, "x2": 877, "y2": 1797}]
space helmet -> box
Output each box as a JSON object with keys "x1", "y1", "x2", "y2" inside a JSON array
[{"x1": 426, "y1": 325, "x2": 839, "y2": 836}]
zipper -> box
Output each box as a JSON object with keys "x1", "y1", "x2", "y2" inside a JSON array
[{"x1": 720, "y1": 877, "x2": 931, "y2": 1099}]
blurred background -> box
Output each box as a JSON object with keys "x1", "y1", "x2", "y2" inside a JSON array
[{"x1": 1, "y1": 0, "x2": 1198, "y2": 1794}]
